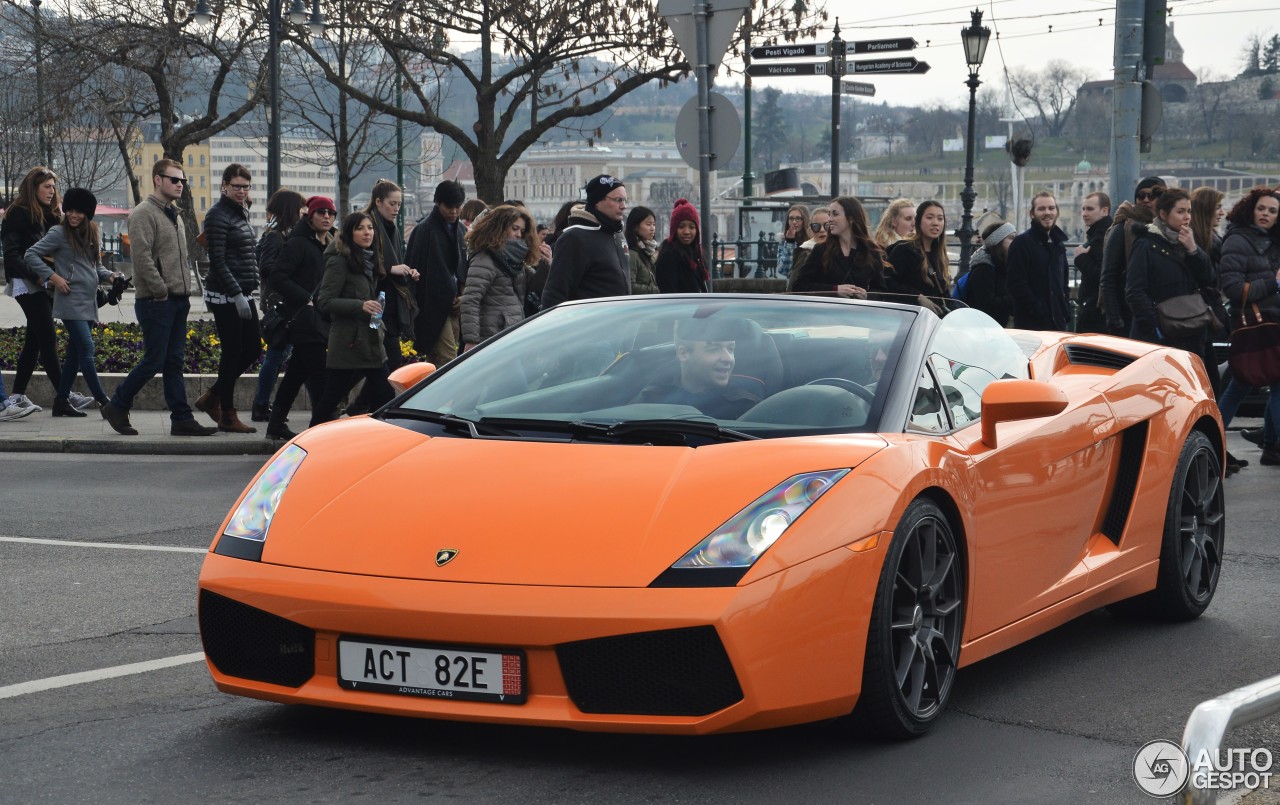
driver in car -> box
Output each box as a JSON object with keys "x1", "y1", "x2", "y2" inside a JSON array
[{"x1": 634, "y1": 318, "x2": 760, "y2": 419}]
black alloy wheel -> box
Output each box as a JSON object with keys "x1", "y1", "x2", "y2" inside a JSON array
[
  {"x1": 1154, "y1": 430, "x2": 1225, "y2": 620},
  {"x1": 859, "y1": 497, "x2": 965, "y2": 739}
]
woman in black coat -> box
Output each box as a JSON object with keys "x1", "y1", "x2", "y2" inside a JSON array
[
  {"x1": 963, "y1": 221, "x2": 1016, "y2": 326},
  {"x1": 1125, "y1": 188, "x2": 1215, "y2": 354},
  {"x1": 790, "y1": 196, "x2": 887, "y2": 299},
  {"x1": 1, "y1": 166, "x2": 69, "y2": 412},
  {"x1": 654, "y1": 198, "x2": 709, "y2": 293},
  {"x1": 263, "y1": 198, "x2": 338, "y2": 440},
  {"x1": 1212, "y1": 186, "x2": 1280, "y2": 464},
  {"x1": 885, "y1": 200, "x2": 950, "y2": 314}
]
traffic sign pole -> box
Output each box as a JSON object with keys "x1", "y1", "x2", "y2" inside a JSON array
[
  {"x1": 694, "y1": 0, "x2": 713, "y2": 288},
  {"x1": 830, "y1": 22, "x2": 843, "y2": 198}
]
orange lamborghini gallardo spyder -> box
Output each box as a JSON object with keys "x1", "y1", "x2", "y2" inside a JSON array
[{"x1": 198, "y1": 296, "x2": 1225, "y2": 737}]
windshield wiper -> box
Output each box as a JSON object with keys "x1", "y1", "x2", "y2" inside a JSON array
[
  {"x1": 380, "y1": 408, "x2": 516, "y2": 438},
  {"x1": 479, "y1": 417, "x2": 756, "y2": 443}
]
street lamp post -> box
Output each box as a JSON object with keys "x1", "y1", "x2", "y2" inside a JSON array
[
  {"x1": 193, "y1": 0, "x2": 322, "y2": 199},
  {"x1": 31, "y1": 0, "x2": 51, "y2": 167},
  {"x1": 956, "y1": 8, "x2": 990, "y2": 277}
]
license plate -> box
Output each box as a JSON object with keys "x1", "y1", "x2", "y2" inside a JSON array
[{"x1": 337, "y1": 638, "x2": 525, "y2": 704}]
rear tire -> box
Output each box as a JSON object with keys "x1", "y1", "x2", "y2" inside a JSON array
[
  {"x1": 1108, "y1": 430, "x2": 1225, "y2": 620},
  {"x1": 857, "y1": 498, "x2": 964, "y2": 739}
]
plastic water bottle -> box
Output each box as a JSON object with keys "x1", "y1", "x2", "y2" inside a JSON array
[{"x1": 369, "y1": 290, "x2": 385, "y2": 330}]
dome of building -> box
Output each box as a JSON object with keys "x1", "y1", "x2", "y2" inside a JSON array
[{"x1": 1076, "y1": 158, "x2": 1093, "y2": 173}]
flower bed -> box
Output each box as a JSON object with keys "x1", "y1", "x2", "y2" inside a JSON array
[{"x1": 0, "y1": 320, "x2": 421, "y2": 375}]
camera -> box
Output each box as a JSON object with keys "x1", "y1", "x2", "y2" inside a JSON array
[{"x1": 106, "y1": 274, "x2": 133, "y2": 305}]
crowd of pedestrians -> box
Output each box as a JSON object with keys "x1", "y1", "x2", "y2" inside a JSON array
[{"x1": 3, "y1": 163, "x2": 1279, "y2": 472}]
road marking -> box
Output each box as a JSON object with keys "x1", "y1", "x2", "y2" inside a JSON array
[
  {"x1": 0, "y1": 536, "x2": 205, "y2": 554},
  {"x1": 0, "y1": 653, "x2": 206, "y2": 699}
]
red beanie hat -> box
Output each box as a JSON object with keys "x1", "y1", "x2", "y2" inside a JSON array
[{"x1": 668, "y1": 198, "x2": 700, "y2": 241}]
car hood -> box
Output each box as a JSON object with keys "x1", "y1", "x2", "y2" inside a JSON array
[{"x1": 259, "y1": 418, "x2": 888, "y2": 587}]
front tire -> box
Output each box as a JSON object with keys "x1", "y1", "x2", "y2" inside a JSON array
[
  {"x1": 1152, "y1": 429, "x2": 1225, "y2": 620},
  {"x1": 858, "y1": 498, "x2": 964, "y2": 739}
]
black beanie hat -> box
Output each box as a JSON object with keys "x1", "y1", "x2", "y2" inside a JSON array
[
  {"x1": 433, "y1": 180, "x2": 465, "y2": 206},
  {"x1": 584, "y1": 174, "x2": 624, "y2": 206},
  {"x1": 1135, "y1": 176, "x2": 1165, "y2": 193},
  {"x1": 62, "y1": 187, "x2": 98, "y2": 220}
]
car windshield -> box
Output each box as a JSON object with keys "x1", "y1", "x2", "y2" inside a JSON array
[{"x1": 394, "y1": 297, "x2": 917, "y2": 439}]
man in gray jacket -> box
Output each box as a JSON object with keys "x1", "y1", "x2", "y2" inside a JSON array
[{"x1": 102, "y1": 159, "x2": 217, "y2": 436}]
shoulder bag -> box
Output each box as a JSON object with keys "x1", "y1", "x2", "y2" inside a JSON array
[
  {"x1": 1155, "y1": 293, "x2": 1213, "y2": 338},
  {"x1": 1227, "y1": 282, "x2": 1280, "y2": 387}
]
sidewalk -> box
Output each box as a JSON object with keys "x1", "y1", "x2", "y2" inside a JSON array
[{"x1": 0, "y1": 406, "x2": 281, "y2": 456}]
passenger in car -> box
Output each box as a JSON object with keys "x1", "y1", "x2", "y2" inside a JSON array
[
  {"x1": 634, "y1": 318, "x2": 760, "y2": 419},
  {"x1": 790, "y1": 196, "x2": 888, "y2": 300}
]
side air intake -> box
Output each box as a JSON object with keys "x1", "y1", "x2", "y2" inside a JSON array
[
  {"x1": 1101, "y1": 421, "x2": 1149, "y2": 544},
  {"x1": 1064, "y1": 345, "x2": 1135, "y2": 371}
]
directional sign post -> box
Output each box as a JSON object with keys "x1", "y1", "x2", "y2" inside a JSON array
[
  {"x1": 750, "y1": 42, "x2": 828, "y2": 60},
  {"x1": 846, "y1": 37, "x2": 918, "y2": 55},
  {"x1": 746, "y1": 62, "x2": 828, "y2": 77},
  {"x1": 846, "y1": 57, "x2": 930, "y2": 75},
  {"x1": 841, "y1": 80, "x2": 876, "y2": 97}
]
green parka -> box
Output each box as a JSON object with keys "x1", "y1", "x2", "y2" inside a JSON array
[{"x1": 318, "y1": 238, "x2": 387, "y2": 370}]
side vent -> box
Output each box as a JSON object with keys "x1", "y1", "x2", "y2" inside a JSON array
[
  {"x1": 1101, "y1": 420, "x2": 1149, "y2": 544},
  {"x1": 1064, "y1": 345, "x2": 1136, "y2": 371}
]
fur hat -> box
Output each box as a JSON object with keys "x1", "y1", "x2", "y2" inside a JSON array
[
  {"x1": 61, "y1": 187, "x2": 97, "y2": 220},
  {"x1": 433, "y1": 180, "x2": 465, "y2": 206},
  {"x1": 584, "y1": 174, "x2": 624, "y2": 206},
  {"x1": 669, "y1": 198, "x2": 700, "y2": 239},
  {"x1": 305, "y1": 196, "x2": 337, "y2": 216}
]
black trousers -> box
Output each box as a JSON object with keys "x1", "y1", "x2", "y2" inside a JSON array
[
  {"x1": 311, "y1": 367, "x2": 394, "y2": 429},
  {"x1": 349, "y1": 330, "x2": 404, "y2": 411},
  {"x1": 270, "y1": 342, "x2": 327, "y2": 427},
  {"x1": 14, "y1": 290, "x2": 61, "y2": 394},
  {"x1": 208, "y1": 299, "x2": 263, "y2": 411}
]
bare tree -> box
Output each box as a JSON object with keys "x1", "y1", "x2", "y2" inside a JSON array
[
  {"x1": 905, "y1": 105, "x2": 961, "y2": 157},
  {"x1": 1192, "y1": 68, "x2": 1227, "y2": 144},
  {"x1": 290, "y1": 0, "x2": 827, "y2": 201},
  {"x1": 275, "y1": 0, "x2": 403, "y2": 213},
  {"x1": 0, "y1": 51, "x2": 41, "y2": 200},
  {"x1": 20, "y1": 0, "x2": 270, "y2": 252},
  {"x1": 1006, "y1": 60, "x2": 1090, "y2": 138}
]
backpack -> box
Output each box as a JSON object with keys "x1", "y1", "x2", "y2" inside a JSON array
[{"x1": 952, "y1": 269, "x2": 972, "y2": 301}]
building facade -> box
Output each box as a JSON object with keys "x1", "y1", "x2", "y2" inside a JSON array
[{"x1": 209, "y1": 134, "x2": 337, "y2": 232}]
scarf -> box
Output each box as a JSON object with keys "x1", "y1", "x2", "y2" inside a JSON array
[
  {"x1": 502, "y1": 238, "x2": 530, "y2": 274},
  {"x1": 1149, "y1": 220, "x2": 1190, "y2": 257},
  {"x1": 639, "y1": 238, "x2": 658, "y2": 258},
  {"x1": 353, "y1": 245, "x2": 376, "y2": 279}
]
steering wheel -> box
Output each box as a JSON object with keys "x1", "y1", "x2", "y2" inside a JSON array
[{"x1": 805, "y1": 377, "x2": 875, "y2": 402}]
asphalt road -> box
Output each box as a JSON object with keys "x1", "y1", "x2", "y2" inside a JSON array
[{"x1": 1, "y1": 437, "x2": 1277, "y2": 804}]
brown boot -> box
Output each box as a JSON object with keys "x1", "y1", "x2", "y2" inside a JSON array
[
  {"x1": 218, "y1": 408, "x2": 257, "y2": 434},
  {"x1": 194, "y1": 389, "x2": 222, "y2": 425}
]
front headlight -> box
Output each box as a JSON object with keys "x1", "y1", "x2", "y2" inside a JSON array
[
  {"x1": 651, "y1": 470, "x2": 849, "y2": 587},
  {"x1": 214, "y1": 444, "x2": 306, "y2": 561}
]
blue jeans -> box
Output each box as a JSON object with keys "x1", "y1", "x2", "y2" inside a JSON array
[
  {"x1": 254, "y1": 342, "x2": 292, "y2": 407},
  {"x1": 57, "y1": 320, "x2": 109, "y2": 402},
  {"x1": 1217, "y1": 377, "x2": 1280, "y2": 444},
  {"x1": 111, "y1": 296, "x2": 194, "y2": 422}
]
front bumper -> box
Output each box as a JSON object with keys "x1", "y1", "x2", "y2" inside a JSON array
[{"x1": 197, "y1": 544, "x2": 880, "y2": 734}]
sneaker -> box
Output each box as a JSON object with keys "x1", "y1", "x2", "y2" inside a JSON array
[
  {"x1": 68, "y1": 391, "x2": 97, "y2": 411},
  {"x1": 1241, "y1": 427, "x2": 1265, "y2": 447},
  {"x1": 171, "y1": 419, "x2": 218, "y2": 437},
  {"x1": 101, "y1": 402, "x2": 139, "y2": 436},
  {"x1": 0, "y1": 400, "x2": 37, "y2": 421},
  {"x1": 8, "y1": 393, "x2": 42, "y2": 413}
]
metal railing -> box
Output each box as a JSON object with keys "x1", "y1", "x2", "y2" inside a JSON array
[
  {"x1": 1180, "y1": 672, "x2": 1280, "y2": 804},
  {"x1": 710, "y1": 233, "x2": 783, "y2": 280}
]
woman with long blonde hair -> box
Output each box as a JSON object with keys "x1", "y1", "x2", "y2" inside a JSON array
[{"x1": 874, "y1": 198, "x2": 916, "y2": 249}]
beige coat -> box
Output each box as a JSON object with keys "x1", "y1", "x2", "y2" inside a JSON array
[{"x1": 128, "y1": 197, "x2": 193, "y2": 299}]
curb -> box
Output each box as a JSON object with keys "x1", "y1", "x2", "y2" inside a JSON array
[{"x1": 0, "y1": 436, "x2": 282, "y2": 456}]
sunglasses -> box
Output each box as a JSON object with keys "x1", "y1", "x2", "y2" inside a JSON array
[
  {"x1": 162, "y1": 175, "x2": 188, "y2": 186},
  {"x1": 808, "y1": 222, "x2": 825, "y2": 232},
  {"x1": 1136, "y1": 188, "x2": 1165, "y2": 201},
  {"x1": 312, "y1": 209, "x2": 337, "y2": 217}
]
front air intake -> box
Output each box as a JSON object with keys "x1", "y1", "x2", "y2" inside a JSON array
[
  {"x1": 199, "y1": 590, "x2": 315, "y2": 688},
  {"x1": 557, "y1": 626, "x2": 743, "y2": 716}
]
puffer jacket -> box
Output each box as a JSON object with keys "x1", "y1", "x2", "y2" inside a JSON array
[
  {"x1": 1125, "y1": 223, "x2": 1215, "y2": 338},
  {"x1": 202, "y1": 195, "x2": 258, "y2": 296},
  {"x1": 24, "y1": 224, "x2": 114, "y2": 321},
  {"x1": 460, "y1": 249, "x2": 529, "y2": 346},
  {"x1": 318, "y1": 237, "x2": 386, "y2": 370},
  {"x1": 1219, "y1": 223, "x2": 1280, "y2": 322},
  {"x1": 2, "y1": 204, "x2": 56, "y2": 283},
  {"x1": 540, "y1": 206, "x2": 629, "y2": 308}
]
